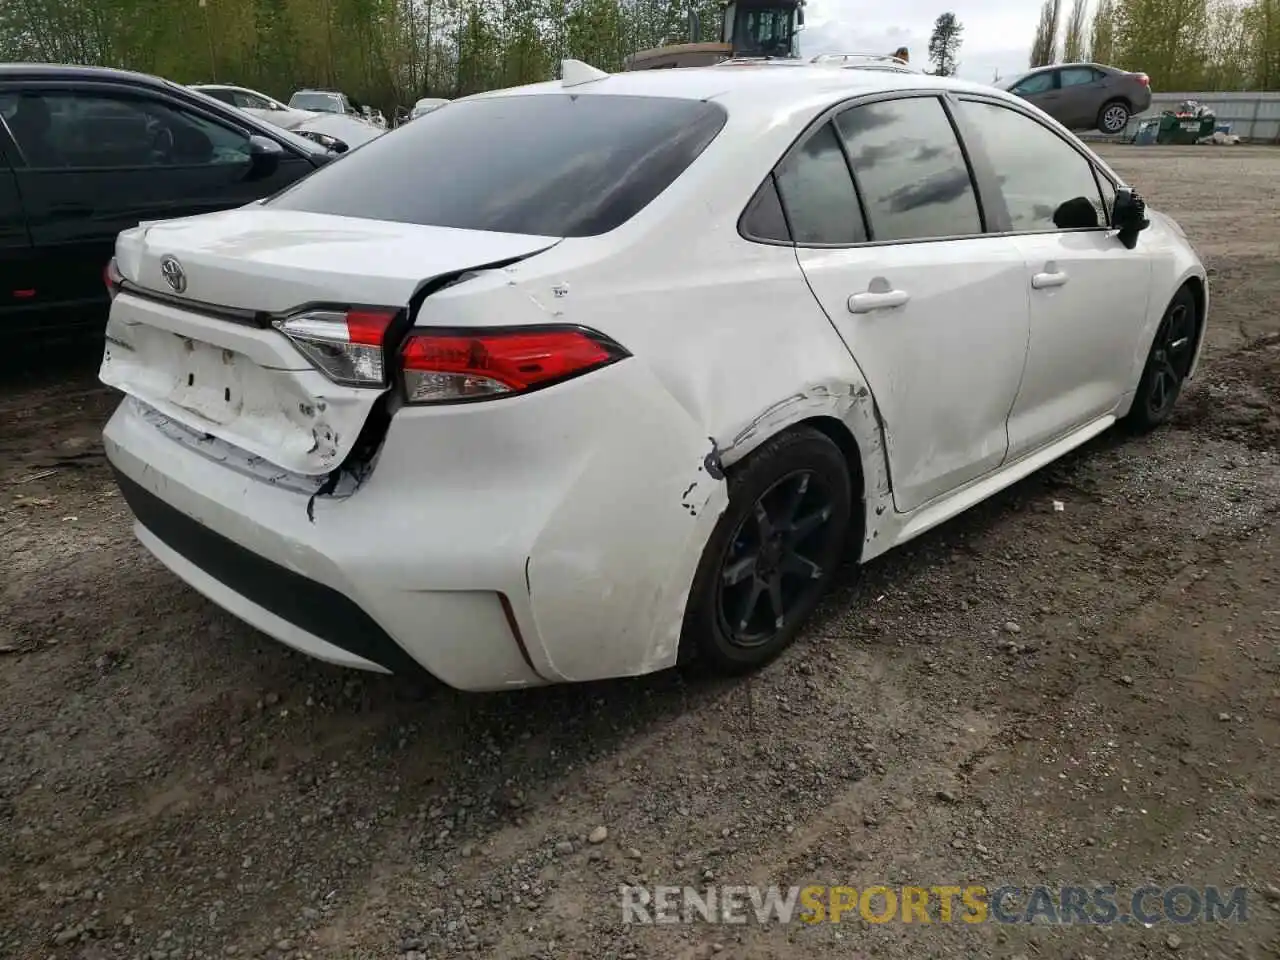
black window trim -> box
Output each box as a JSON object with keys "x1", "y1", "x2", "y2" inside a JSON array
[
  {"x1": 0, "y1": 78, "x2": 307, "y2": 171},
  {"x1": 738, "y1": 90, "x2": 995, "y2": 250},
  {"x1": 951, "y1": 92, "x2": 1120, "y2": 236}
]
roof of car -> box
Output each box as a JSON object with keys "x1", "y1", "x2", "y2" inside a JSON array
[
  {"x1": 1013, "y1": 61, "x2": 1111, "y2": 77},
  {"x1": 465, "y1": 61, "x2": 1005, "y2": 111},
  {"x1": 0, "y1": 62, "x2": 176, "y2": 87}
]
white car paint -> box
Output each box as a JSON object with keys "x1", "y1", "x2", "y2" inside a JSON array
[
  {"x1": 289, "y1": 111, "x2": 385, "y2": 149},
  {"x1": 188, "y1": 83, "x2": 320, "y2": 130},
  {"x1": 188, "y1": 84, "x2": 383, "y2": 150},
  {"x1": 101, "y1": 62, "x2": 1207, "y2": 692},
  {"x1": 410, "y1": 97, "x2": 450, "y2": 119}
]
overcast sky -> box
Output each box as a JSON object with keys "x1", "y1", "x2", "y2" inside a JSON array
[{"x1": 797, "y1": 0, "x2": 1039, "y2": 82}]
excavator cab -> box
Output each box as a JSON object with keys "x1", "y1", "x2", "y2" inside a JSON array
[
  {"x1": 721, "y1": 0, "x2": 804, "y2": 58},
  {"x1": 624, "y1": 0, "x2": 804, "y2": 70}
]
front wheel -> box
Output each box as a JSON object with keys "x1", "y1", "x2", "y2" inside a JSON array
[
  {"x1": 681, "y1": 426, "x2": 852, "y2": 674},
  {"x1": 1098, "y1": 100, "x2": 1131, "y2": 135},
  {"x1": 1125, "y1": 285, "x2": 1199, "y2": 432}
]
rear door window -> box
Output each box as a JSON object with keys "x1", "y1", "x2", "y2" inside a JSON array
[
  {"x1": 1060, "y1": 67, "x2": 1102, "y2": 87},
  {"x1": 833, "y1": 96, "x2": 983, "y2": 242},
  {"x1": 267, "y1": 94, "x2": 728, "y2": 237},
  {"x1": 772, "y1": 121, "x2": 866, "y2": 244}
]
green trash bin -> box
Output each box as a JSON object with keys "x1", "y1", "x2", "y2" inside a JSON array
[{"x1": 1157, "y1": 112, "x2": 1216, "y2": 144}]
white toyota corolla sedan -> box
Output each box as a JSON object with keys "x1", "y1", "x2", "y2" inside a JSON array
[{"x1": 99, "y1": 59, "x2": 1207, "y2": 691}]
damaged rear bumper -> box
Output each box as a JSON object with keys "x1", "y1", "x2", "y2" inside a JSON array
[{"x1": 102, "y1": 357, "x2": 728, "y2": 691}]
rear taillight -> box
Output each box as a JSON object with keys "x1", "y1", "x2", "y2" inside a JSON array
[
  {"x1": 104, "y1": 258, "x2": 123, "y2": 300},
  {"x1": 1136, "y1": 73, "x2": 1150, "y2": 86},
  {"x1": 273, "y1": 308, "x2": 398, "y2": 386},
  {"x1": 400, "y1": 326, "x2": 628, "y2": 404}
]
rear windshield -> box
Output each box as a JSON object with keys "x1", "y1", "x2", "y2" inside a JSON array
[
  {"x1": 197, "y1": 87, "x2": 238, "y2": 105},
  {"x1": 265, "y1": 93, "x2": 729, "y2": 237},
  {"x1": 290, "y1": 93, "x2": 342, "y2": 112}
]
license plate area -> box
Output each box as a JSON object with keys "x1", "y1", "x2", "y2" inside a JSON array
[
  {"x1": 102, "y1": 292, "x2": 385, "y2": 476},
  {"x1": 169, "y1": 337, "x2": 258, "y2": 427}
]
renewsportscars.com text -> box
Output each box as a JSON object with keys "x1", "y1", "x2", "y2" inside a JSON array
[{"x1": 621, "y1": 884, "x2": 1249, "y2": 925}]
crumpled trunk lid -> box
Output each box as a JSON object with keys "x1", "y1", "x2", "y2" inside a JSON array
[{"x1": 100, "y1": 208, "x2": 559, "y2": 476}]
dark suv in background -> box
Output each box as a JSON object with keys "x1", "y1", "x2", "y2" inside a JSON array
[
  {"x1": 0, "y1": 64, "x2": 336, "y2": 337},
  {"x1": 997, "y1": 62, "x2": 1152, "y2": 135}
]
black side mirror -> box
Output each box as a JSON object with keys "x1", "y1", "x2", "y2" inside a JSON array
[
  {"x1": 245, "y1": 135, "x2": 284, "y2": 180},
  {"x1": 1053, "y1": 196, "x2": 1100, "y2": 230},
  {"x1": 1111, "y1": 186, "x2": 1150, "y2": 250}
]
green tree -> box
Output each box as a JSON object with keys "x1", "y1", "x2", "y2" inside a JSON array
[
  {"x1": 1029, "y1": 0, "x2": 1062, "y2": 67},
  {"x1": 1089, "y1": 0, "x2": 1116, "y2": 63},
  {"x1": 1245, "y1": 0, "x2": 1280, "y2": 89},
  {"x1": 1113, "y1": 0, "x2": 1208, "y2": 89},
  {"x1": 927, "y1": 11, "x2": 963, "y2": 76},
  {"x1": 1201, "y1": 0, "x2": 1250, "y2": 89},
  {"x1": 1062, "y1": 0, "x2": 1089, "y2": 61}
]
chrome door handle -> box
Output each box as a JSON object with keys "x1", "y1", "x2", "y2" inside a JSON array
[
  {"x1": 1032, "y1": 271, "x2": 1068, "y2": 289},
  {"x1": 848, "y1": 289, "x2": 910, "y2": 314}
]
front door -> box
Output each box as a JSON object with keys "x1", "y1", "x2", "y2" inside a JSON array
[
  {"x1": 780, "y1": 94, "x2": 1032, "y2": 514},
  {"x1": 1011, "y1": 69, "x2": 1060, "y2": 116},
  {"x1": 954, "y1": 96, "x2": 1153, "y2": 460}
]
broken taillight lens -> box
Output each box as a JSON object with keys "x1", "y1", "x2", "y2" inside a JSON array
[
  {"x1": 104, "y1": 258, "x2": 123, "y2": 300},
  {"x1": 399, "y1": 326, "x2": 628, "y2": 404},
  {"x1": 273, "y1": 308, "x2": 398, "y2": 386}
]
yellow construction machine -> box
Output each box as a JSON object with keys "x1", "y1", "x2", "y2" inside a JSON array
[{"x1": 623, "y1": 2, "x2": 910, "y2": 72}]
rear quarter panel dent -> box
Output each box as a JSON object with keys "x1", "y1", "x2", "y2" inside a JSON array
[{"x1": 523, "y1": 358, "x2": 730, "y2": 681}]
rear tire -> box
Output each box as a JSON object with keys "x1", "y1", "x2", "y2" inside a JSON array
[
  {"x1": 680, "y1": 427, "x2": 852, "y2": 675},
  {"x1": 1125, "y1": 285, "x2": 1199, "y2": 433},
  {"x1": 1098, "y1": 99, "x2": 1131, "y2": 135}
]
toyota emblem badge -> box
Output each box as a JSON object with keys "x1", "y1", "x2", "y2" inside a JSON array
[{"x1": 160, "y1": 256, "x2": 187, "y2": 294}]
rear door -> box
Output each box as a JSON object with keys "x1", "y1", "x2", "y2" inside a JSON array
[
  {"x1": 0, "y1": 112, "x2": 36, "y2": 320},
  {"x1": 786, "y1": 93, "x2": 1032, "y2": 514},
  {"x1": 1057, "y1": 66, "x2": 1107, "y2": 128},
  {"x1": 1, "y1": 81, "x2": 315, "y2": 315},
  {"x1": 953, "y1": 95, "x2": 1152, "y2": 459}
]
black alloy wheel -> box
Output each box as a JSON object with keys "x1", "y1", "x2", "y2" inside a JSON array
[
  {"x1": 1127, "y1": 285, "x2": 1198, "y2": 432},
  {"x1": 682, "y1": 427, "x2": 852, "y2": 673}
]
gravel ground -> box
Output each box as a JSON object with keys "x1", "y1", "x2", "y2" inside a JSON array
[{"x1": 3, "y1": 144, "x2": 1280, "y2": 960}]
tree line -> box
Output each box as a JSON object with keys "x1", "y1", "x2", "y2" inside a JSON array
[
  {"x1": 0, "y1": 0, "x2": 725, "y2": 115},
  {"x1": 5, "y1": 0, "x2": 1274, "y2": 117},
  {"x1": 1029, "y1": 0, "x2": 1280, "y2": 90}
]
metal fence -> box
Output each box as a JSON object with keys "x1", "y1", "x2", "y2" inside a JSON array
[{"x1": 1082, "y1": 90, "x2": 1280, "y2": 142}]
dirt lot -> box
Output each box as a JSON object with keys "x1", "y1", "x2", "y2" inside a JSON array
[{"x1": 3, "y1": 144, "x2": 1280, "y2": 960}]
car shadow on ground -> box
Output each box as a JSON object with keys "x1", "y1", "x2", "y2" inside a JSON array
[{"x1": 187, "y1": 416, "x2": 1141, "y2": 804}]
